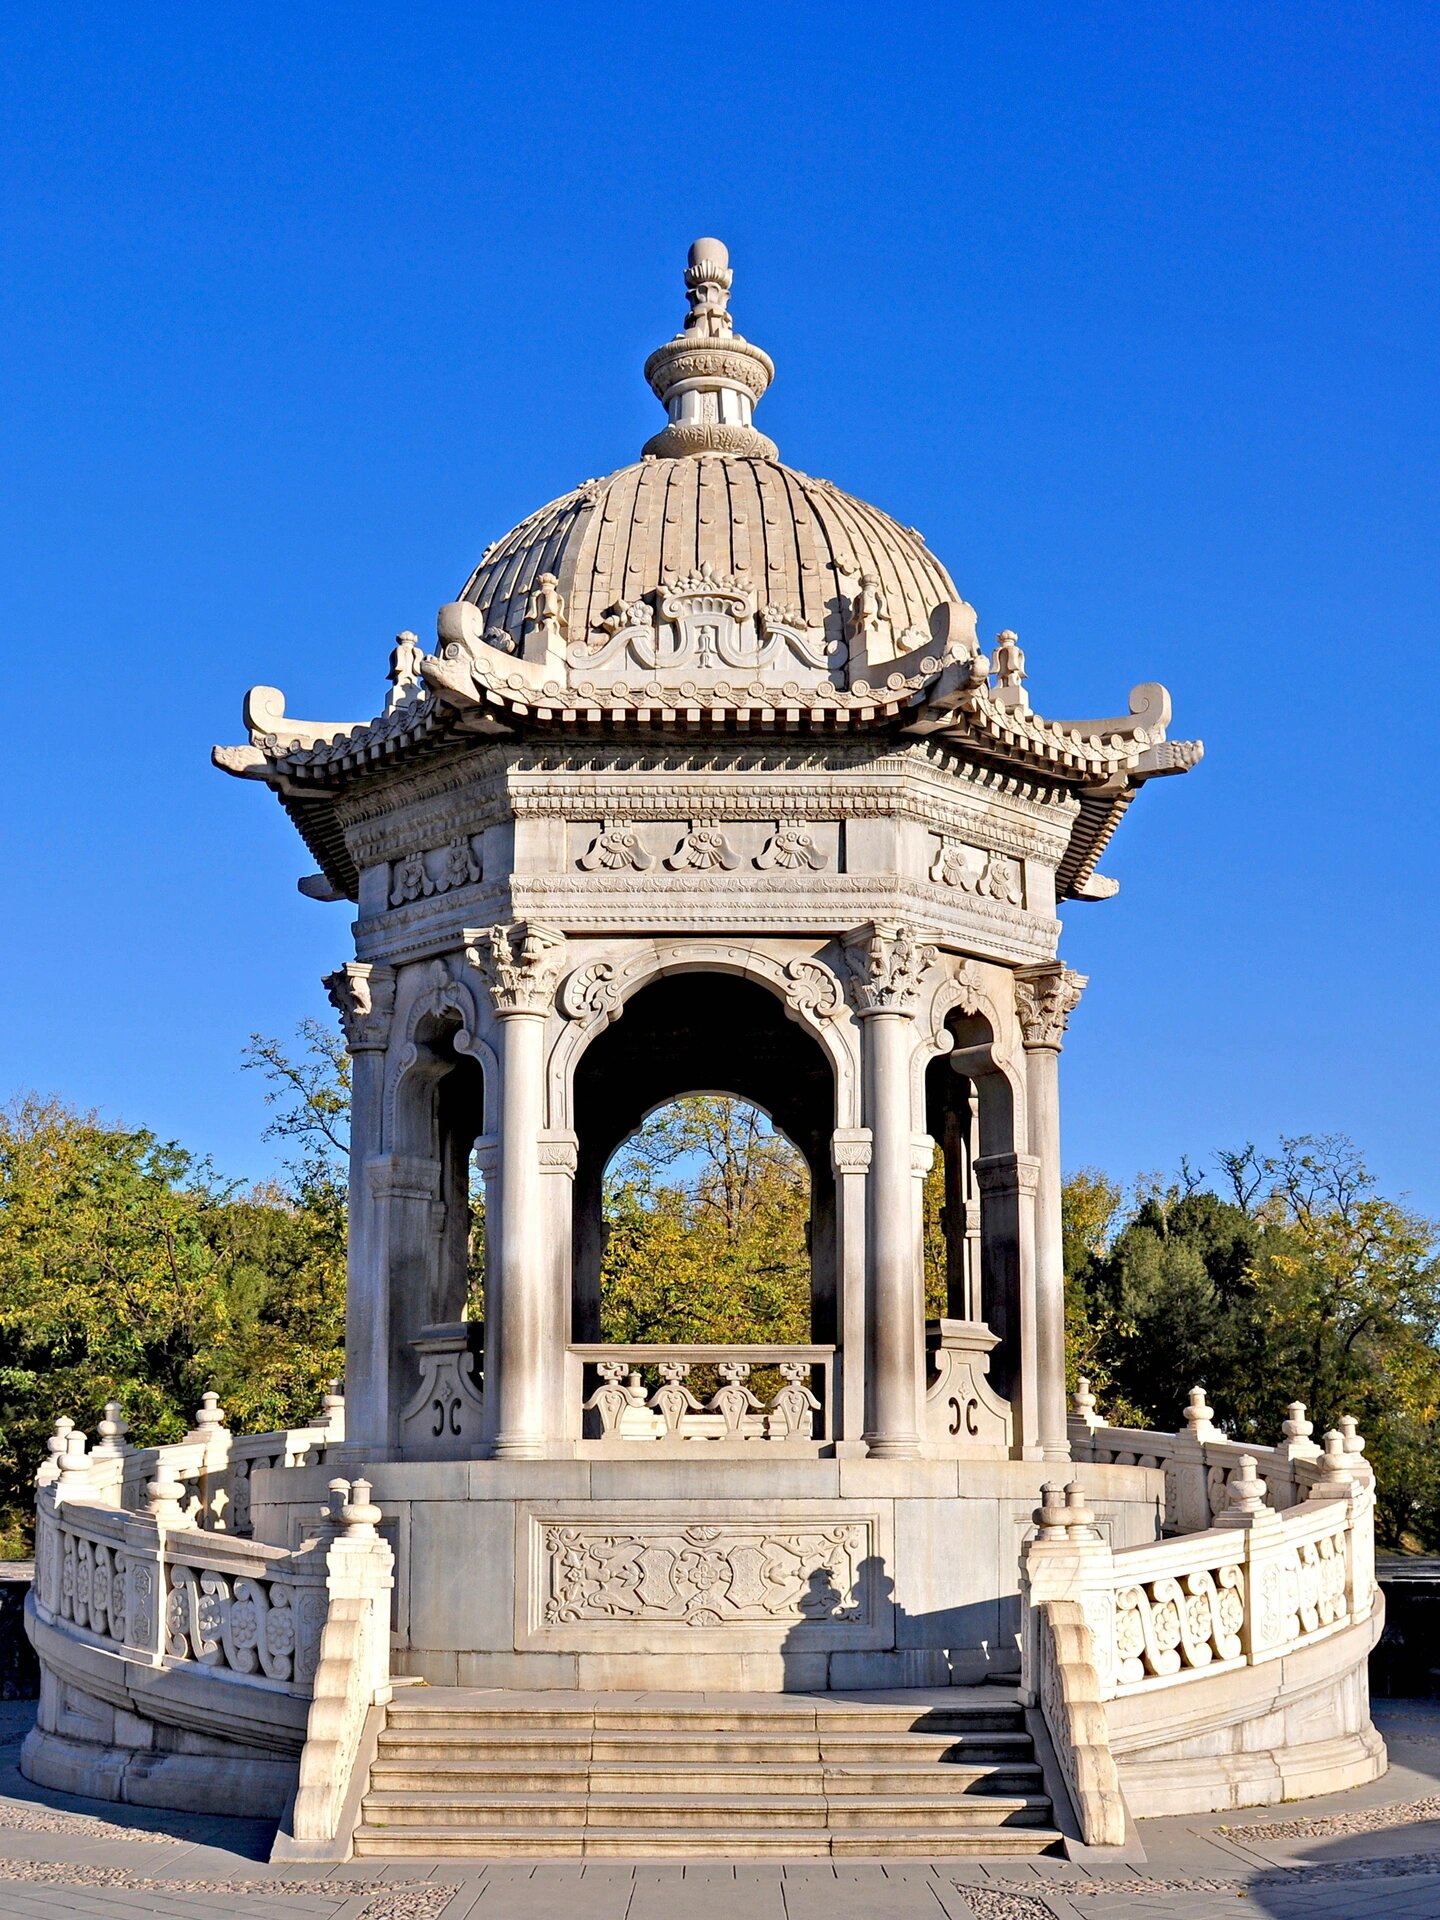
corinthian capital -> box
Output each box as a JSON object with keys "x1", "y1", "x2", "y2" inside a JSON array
[
  {"x1": 322, "y1": 961, "x2": 396, "y2": 1051},
  {"x1": 465, "y1": 921, "x2": 567, "y2": 1016},
  {"x1": 841, "y1": 922, "x2": 941, "y2": 1017},
  {"x1": 1014, "y1": 963, "x2": 1087, "y2": 1049}
]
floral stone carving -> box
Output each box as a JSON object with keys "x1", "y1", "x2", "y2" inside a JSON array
[{"x1": 536, "y1": 1517, "x2": 876, "y2": 1630}]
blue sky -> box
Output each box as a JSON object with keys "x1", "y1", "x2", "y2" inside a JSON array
[{"x1": 3, "y1": 5, "x2": 1437, "y2": 1207}]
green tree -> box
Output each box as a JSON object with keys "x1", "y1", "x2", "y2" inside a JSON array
[{"x1": 599, "y1": 1097, "x2": 811, "y2": 1346}]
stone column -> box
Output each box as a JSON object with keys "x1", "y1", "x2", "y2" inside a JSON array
[
  {"x1": 1014, "y1": 964, "x2": 1086, "y2": 1464},
  {"x1": 322, "y1": 962, "x2": 396, "y2": 1455},
  {"x1": 466, "y1": 923, "x2": 566, "y2": 1460},
  {"x1": 831, "y1": 1127, "x2": 872, "y2": 1445},
  {"x1": 843, "y1": 924, "x2": 940, "y2": 1460}
]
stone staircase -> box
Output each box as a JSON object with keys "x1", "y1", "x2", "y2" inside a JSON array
[{"x1": 351, "y1": 1689, "x2": 1064, "y2": 1857}]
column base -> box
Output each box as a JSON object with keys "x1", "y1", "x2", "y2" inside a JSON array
[
  {"x1": 1042, "y1": 1443, "x2": 1073, "y2": 1462},
  {"x1": 492, "y1": 1436, "x2": 546, "y2": 1460},
  {"x1": 864, "y1": 1434, "x2": 921, "y2": 1460}
]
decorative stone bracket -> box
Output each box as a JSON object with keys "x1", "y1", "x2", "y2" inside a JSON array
[{"x1": 398, "y1": 1324, "x2": 484, "y2": 1460}]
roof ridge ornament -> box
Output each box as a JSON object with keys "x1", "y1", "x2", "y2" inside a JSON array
[{"x1": 642, "y1": 238, "x2": 779, "y2": 461}]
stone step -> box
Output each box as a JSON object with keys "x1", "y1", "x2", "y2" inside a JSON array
[
  {"x1": 359, "y1": 1788, "x2": 1053, "y2": 1833},
  {"x1": 374, "y1": 1726, "x2": 1036, "y2": 1765},
  {"x1": 382, "y1": 1704, "x2": 1027, "y2": 1736},
  {"x1": 352, "y1": 1823, "x2": 1064, "y2": 1860},
  {"x1": 367, "y1": 1760, "x2": 1046, "y2": 1797}
]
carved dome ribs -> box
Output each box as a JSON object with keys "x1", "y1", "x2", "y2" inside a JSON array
[{"x1": 455, "y1": 458, "x2": 967, "y2": 666}]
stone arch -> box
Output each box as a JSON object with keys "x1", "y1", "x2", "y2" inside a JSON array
[
  {"x1": 387, "y1": 958, "x2": 497, "y2": 1153},
  {"x1": 548, "y1": 939, "x2": 861, "y2": 1133}
]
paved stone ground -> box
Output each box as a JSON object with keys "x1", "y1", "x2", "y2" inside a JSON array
[{"x1": 2, "y1": 1697, "x2": 1439, "y2": 1918}]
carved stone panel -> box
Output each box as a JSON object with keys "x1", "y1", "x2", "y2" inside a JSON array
[{"x1": 518, "y1": 1501, "x2": 892, "y2": 1650}]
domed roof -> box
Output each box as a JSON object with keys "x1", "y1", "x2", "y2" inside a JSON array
[
  {"x1": 455, "y1": 456, "x2": 969, "y2": 664},
  {"x1": 450, "y1": 239, "x2": 975, "y2": 670}
]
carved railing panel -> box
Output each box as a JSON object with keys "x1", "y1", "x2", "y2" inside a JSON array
[{"x1": 568, "y1": 1344, "x2": 835, "y2": 1445}]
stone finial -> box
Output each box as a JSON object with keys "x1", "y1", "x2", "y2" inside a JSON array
[
  {"x1": 991, "y1": 631, "x2": 1028, "y2": 712},
  {"x1": 54, "y1": 1430, "x2": 93, "y2": 1505},
  {"x1": 682, "y1": 237, "x2": 734, "y2": 339},
  {"x1": 325, "y1": 1477, "x2": 352, "y2": 1525},
  {"x1": 37, "y1": 1415, "x2": 75, "y2": 1486},
  {"x1": 1033, "y1": 1482, "x2": 1069, "y2": 1540},
  {"x1": 642, "y1": 239, "x2": 778, "y2": 460},
  {"x1": 1282, "y1": 1401, "x2": 1312, "y2": 1443},
  {"x1": 145, "y1": 1461, "x2": 192, "y2": 1526},
  {"x1": 1339, "y1": 1415, "x2": 1366, "y2": 1458},
  {"x1": 386, "y1": 631, "x2": 425, "y2": 711},
  {"x1": 341, "y1": 1478, "x2": 383, "y2": 1540},
  {"x1": 1225, "y1": 1454, "x2": 1268, "y2": 1516},
  {"x1": 1063, "y1": 1480, "x2": 1100, "y2": 1542},
  {"x1": 187, "y1": 1392, "x2": 230, "y2": 1446},
  {"x1": 91, "y1": 1402, "x2": 131, "y2": 1462},
  {"x1": 1315, "y1": 1429, "x2": 1355, "y2": 1492},
  {"x1": 315, "y1": 1380, "x2": 345, "y2": 1434},
  {"x1": 1181, "y1": 1386, "x2": 1217, "y2": 1442},
  {"x1": 1072, "y1": 1379, "x2": 1102, "y2": 1432}
]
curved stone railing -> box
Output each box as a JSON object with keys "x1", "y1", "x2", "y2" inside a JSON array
[
  {"x1": 566, "y1": 1343, "x2": 836, "y2": 1445},
  {"x1": 38, "y1": 1389, "x2": 346, "y2": 1537},
  {"x1": 1024, "y1": 1417, "x2": 1377, "y2": 1838},
  {"x1": 25, "y1": 1408, "x2": 391, "y2": 1848},
  {"x1": 1067, "y1": 1382, "x2": 1370, "y2": 1533}
]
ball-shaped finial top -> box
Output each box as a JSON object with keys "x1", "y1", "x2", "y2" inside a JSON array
[{"x1": 688, "y1": 237, "x2": 729, "y2": 270}]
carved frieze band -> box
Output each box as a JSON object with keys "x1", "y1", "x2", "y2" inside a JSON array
[
  {"x1": 389, "y1": 835, "x2": 484, "y2": 906},
  {"x1": 929, "y1": 838, "x2": 1024, "y2": 907},
  {"x1": 577, "y1": 819, "x2": 829, "y2": 874},
  {"x1": 533, "y1": 1515, "x2": 880, "y2": 1631}
]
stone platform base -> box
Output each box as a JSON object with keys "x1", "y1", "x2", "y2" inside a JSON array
[
  {"x1": 252, "y1": 1454, "x2": 1165, "y2": 1693},
  {"x1": 1108, "y1": 1598, "x2": 1387, "y2": 1816},
  {"x1": 20, "y1": 1598, "x2": 302, "y2": 1819},
  {"x1": 21, "y1": 1721, "x2": 296, "y2": 1819}
]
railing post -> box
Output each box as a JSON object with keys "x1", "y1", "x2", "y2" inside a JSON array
[
  {"x1": 1020, "y1": 1480, "x2": 1115, "y2": 1703},
  {"x1": 1166, "y1": 1387, "x2": 1218, "y2": 1532},
  {"x1": 1212, "y1": 1455, "x2": 1284, "y2": 1662}
]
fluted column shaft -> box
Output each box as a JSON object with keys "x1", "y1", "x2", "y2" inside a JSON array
[
  {"x1": 861, "y1": 1010, "x2": 922, "y2": 1458},
  {"x1": 491, "y1": 1007, "x2": 548, "y2": 1459}
]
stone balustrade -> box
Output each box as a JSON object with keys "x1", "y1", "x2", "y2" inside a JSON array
[
  {"x1": 1024, "y1": 1424, "x2": 1376, "y2": 1833},
  {"x1": 567, "y1": 1344, "x2": 836, "y2": 1445},
  {"x1": 74, "y1": 1387, "x2": 346, "y2": 1534},
  {"x1": 1067, "y1": 1382, "x2": 1370, "y2": 1535},
  {"x1": 26, "y1": 1417, "x2": 393, "y2": 1843}
]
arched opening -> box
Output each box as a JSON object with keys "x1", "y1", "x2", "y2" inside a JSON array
[
  {"x1": 924, "y1": 1008, "x2": 1021, "y2": 1397},
  {"x1": 390, "y1": 1015, "x2": 487, "y2": 1402},
  {"x1": 571, "y1": 973, "x2": 837, "y2": 1346},
  {"x1": 599, "y1": 1094, "x2": 811, "y2": 1346}
]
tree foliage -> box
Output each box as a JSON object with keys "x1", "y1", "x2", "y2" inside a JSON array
[
  {"x1": 0, "y1": 1036, "x2": 349, "y2": 1555},
  {"x1": 599, "y1": 1098, "x2": 810, "y2": 1345},
  {"x1": 1064, "y1": 1136, "x2": 1440, "y2": 1547}
]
